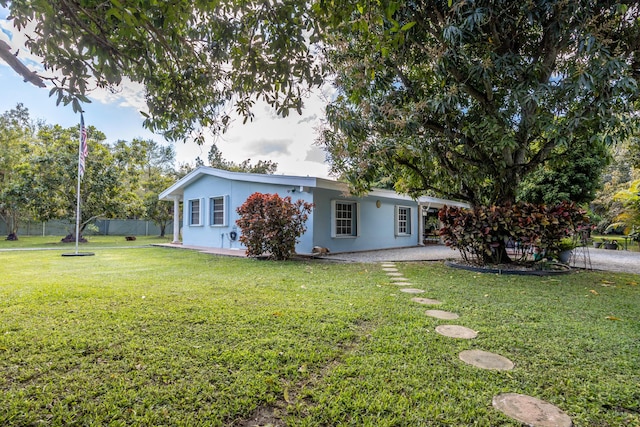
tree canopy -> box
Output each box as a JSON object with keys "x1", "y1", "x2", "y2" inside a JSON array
[
  {"x1": 321, "y1": 0, "x2": 640, "y2": 205},
  {"x1": 0, "y1": 105, "x2": 178, "y2": 238},
  {"x1": 0, "y1": 104, "x2": 34, "y2": 238},
  {"x1": 205, "y1": 145, "x2": 278, "y2": 174},
  {"x1": 0, "y1": 0, "x2": 324, "y2": 142},
  {"x1": 2, "y1": 0, "x2": 640, "y2": 205}
]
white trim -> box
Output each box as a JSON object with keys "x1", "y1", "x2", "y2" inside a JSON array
[
  {"x1": 159, "y1": 166, "x2": 470, "y2": 209},
  {"x1": 395, "y1": 205, "x2": 412, "y2": 236},
  {"x1": 188, "y1": 198, "x2": 203, "y2": 226},
  {"x1": 209, "y1": 195, "x2": 228, "y2": 227},
  {"x1": 331, "y1": 199, "x2": 359, "y2": 238},
  {"x1": 172, "y1": 196, "x2": 181, "y2": 243}
]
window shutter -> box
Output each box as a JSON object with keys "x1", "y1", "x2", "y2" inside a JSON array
[{"x1": 330, "y1": 200, "x2": 337, "y2": 238}]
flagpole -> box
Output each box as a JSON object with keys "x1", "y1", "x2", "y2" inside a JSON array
[
  {"x1": 74, "y1": 114, "x2": 83, "y2": 254},
  {"x1": 63, "y1": 113, "x2": 93, "y2": 257}
]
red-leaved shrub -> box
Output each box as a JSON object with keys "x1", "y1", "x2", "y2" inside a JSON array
[
  {"x1": 236, "y1": 192, "x2": 313, "y2": 260},
  {"x1": 438, "y1": 201, "x2": 589, "y2": 265}
]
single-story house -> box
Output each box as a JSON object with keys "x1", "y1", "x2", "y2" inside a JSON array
[{"x1": 159, "y1": 167, "x2": 469, "y2": 254}]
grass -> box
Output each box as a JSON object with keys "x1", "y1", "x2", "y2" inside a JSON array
[
  {"x1": 592, "y1": 234, "x2": 640, "y2": 252},
  {"x1": 0, "y1": 246, "x2": 638, "y2": 426},
  {"x1": 0, "y1": 235, "x2": 172, "y2": 249}
]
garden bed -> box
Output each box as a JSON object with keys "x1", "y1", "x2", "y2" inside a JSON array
[{"x1": 445, "y1": 260, "x2": 573, "y2": 276}]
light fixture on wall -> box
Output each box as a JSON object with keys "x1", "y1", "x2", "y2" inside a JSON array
[{"x1": 376, "y1": 200, "x2": 381, "y2": 208}]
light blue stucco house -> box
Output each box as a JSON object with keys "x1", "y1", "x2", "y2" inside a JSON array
[{"x1": 159, "y1": 167, "x2": 468, "y2": 254}]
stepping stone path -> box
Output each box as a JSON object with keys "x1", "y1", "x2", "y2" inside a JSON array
[
  {"x1": 379, "y1": 262, "x2": 571, "y2": 426},
  {"x1": 425, "y1": 309, "x2": 459, "y2": 320},
  {"x1": 435, "y1": 324, "x2": 478, "y2": 339},
  {"x1": 492, "y1": 394, "x2": 572, "y2": 427},
  {"x1": 459, "y1": 349, "x2": 514, "y2": 371}
]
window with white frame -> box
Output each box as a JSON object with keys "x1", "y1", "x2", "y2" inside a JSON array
[
  {"x1": 332, "y1": 200, "x2": 359, "y2": 237},
  {"x1": 396, "y1": 206, "x2": 411, "y2": 235},
  {"x1": 189, "y1": 199, "x2": 202, "y2": 226},
  {"x1": 209, "y1": 196, "x2": 226, "y2": 226}
]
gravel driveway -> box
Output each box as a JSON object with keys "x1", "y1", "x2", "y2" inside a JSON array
[{"x1": 324, "y1": 245, "x2": 640, "y2": 275}]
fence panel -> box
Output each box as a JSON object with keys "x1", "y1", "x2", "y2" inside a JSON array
[{"x1": 1, "y1": 219, "x2": 173, "y2": 236}]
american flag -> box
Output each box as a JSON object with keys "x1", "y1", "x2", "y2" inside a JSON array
[{"x1": 79, "y1": 113, "x2": 88, "y2": 177}]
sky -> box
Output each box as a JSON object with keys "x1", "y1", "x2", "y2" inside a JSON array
[{"x1": 0, "y1": 8, "x2": 332, "y2": 178}]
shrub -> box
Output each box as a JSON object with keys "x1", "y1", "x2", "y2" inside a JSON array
[
  {"x1": 438, "y1": 201, "x2": 589, "y2": 265},
  {"x1": 236, "y1": 192, "x2": 313, "y2": 260}
]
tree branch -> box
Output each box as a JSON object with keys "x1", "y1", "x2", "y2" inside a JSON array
[
  {"x1": 395, "y1": 156, "x2": 470, "y2": 202},
  {"x1": 0, "y1": 40, "x2": 46, "y2": 88}
]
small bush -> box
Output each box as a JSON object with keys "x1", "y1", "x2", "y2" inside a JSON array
[
  {"x1": 438, "y1": 201, "x2": 589, "y2": 265},
  {"x1": 236, "y1": 192, "x2": 313, "y2": 260}
]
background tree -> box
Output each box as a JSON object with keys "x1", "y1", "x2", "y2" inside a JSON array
[
  {"x1": 591, "y1": 139, "x2": 639, "y2": 232},
  {"x1": 207, "y1": 145, "x2": 278, "y2": 174},
  {"x1": 320, "y1": 1, "x2": 640, "y2": 206},
  {"x1": 23, "y1": 124, "x2": 142, "y2": 238},
  {"x1": 135, "y1": 139, "x2": 178, "y2": 237},
  {"x1": 517, "y1": 141, "x2": 611, "y2": 205},
  {"x1": 0, "y1": 104, "x2": 35, "y2": 240}
]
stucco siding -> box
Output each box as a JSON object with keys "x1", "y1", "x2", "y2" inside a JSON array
[
  {"x1": 310, "y1": 188, "x2": 420, "y2": 253},
  {"x1": 181, "y1": 175, "x2": 315, "y2": 253}
]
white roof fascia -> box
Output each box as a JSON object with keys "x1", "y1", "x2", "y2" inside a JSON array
[
  {"x1": 159, "y1": 166, "x2": 319, "y2": 201},
  {"x1": 418, "y1": 195, "x2": 470, "y2": 208},
  {"x1": 159, "y1": 166, "x2": 469, "y2": 208}
]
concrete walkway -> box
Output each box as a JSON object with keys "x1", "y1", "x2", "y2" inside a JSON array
[
  {"x1": 155, "y1": 243, "x2": 639, "y2": 275},
  {"x1": 323, "y1": 245, "x2": 640, "y2": 275}
]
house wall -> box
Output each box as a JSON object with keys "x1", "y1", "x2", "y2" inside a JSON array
[
  {"x1": 181, "y1": 175, "x2": 315, "y2": 253},
  {"x1": 310, "y1": 188, "x2": 420, "y2": 253}
]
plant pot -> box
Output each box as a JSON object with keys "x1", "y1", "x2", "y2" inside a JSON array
[
  {"x1": 593, "y1": 242, "x2": 602, "y2": 248},
  {"x1": 604, "y1": 243, "x2": 618, "y2": 250},
  {"x1": 558, "y1": 250, "x2": 573, "y2": 263}
]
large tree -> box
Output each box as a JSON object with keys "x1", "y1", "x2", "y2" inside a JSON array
[
  {"x1": 23, "y1": 124, "x2": 142, "y2": 237},
  {"x1": 0, "y1": 104, "x2": 34, "y2": 239},
  {"x1": 2, "y1": 1, "x2": 640, "y2": 205},
  {"x1": 320, "y1": 0, "x2": 640, "y2": 205},
  {"x1": 0, "y1": 0, "x2": 323, "y2": 142}
]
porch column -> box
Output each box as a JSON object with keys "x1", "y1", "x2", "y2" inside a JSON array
[
  {"x1": 418, "y1": 205, "x2": 426, "y2": 246},
  {"x1": 172, "y1": 196, "x2": 181, "y2": 244}
]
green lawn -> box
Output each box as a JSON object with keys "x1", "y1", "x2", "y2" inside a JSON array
[
  {"x1": 1, "y1": 246, "x2": 638, "y2": 426},
  {"x1": 0, "y1": 234, "x2": 172, "y2": 249}
]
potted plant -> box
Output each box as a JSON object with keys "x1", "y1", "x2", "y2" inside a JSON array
[
  {"x1": 557, "y1": 238, "x2": 575, "y2": 263},
  {"x1": 603, "y1": 239, "x2": 619, "y2": 250}
]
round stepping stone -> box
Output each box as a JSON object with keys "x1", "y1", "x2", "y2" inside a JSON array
[
  {"x1": 459, "y1": 349, "x2": 514, "y2": 370},
  {"x1": 392, "y1": 282, "x2": 412, "y2": 286},
  {"x1": 411, "y1": 297, "x2": 442, "y2": 305},
  {"x1": 425, "y1": 309, "x2": 459, "y2": 320},
  {"x1": 381, "y1": 263, "x2": 395, "y2": 267},
  {"x1": 382, "y1": 267, "x2": 399, "y2": 272},
  {"x1": 389, "y1": 276, "x2": 409, "y2": 281},
  {"x1": 386, "y1": 272, "x2": 403, "y2": 276},
  {"x1": 400, "y1": 288, "x2": 425, "y2": 294},
  {"x1": 492, "y1": 393, "x2": 572, "y2": 427},
  {"x1": 435, "y1": 325, "x2": 478, "y2": 339}
]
